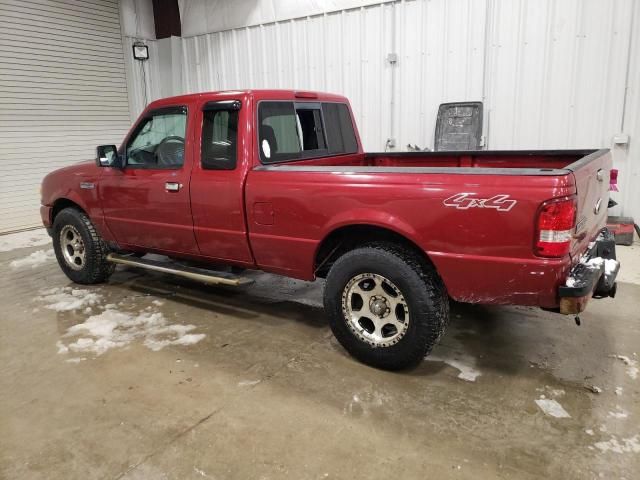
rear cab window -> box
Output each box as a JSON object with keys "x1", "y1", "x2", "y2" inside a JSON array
[
  {"x1": 201, "y1": 100, "x2": 241, "y2": 170},
  {"x1": 258, "y1": 101, "x2": 357, "y2": 164}
]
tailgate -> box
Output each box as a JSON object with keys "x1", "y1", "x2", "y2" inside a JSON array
[{"x1": 569, "y1": 149, "x2": 612, "y2": 261}]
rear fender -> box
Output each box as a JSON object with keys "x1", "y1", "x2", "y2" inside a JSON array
[{"x1": 320, "y1": 209, "x2": 423, "y2": 250}]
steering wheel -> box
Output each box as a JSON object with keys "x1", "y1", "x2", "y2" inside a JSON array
[{"x1": 155, "y1": 136, "x2": 185, "y2": 166}]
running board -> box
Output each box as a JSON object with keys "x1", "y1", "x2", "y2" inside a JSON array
[{"x1": 106, "y1": 253, "x2": 254, "y2": 287}]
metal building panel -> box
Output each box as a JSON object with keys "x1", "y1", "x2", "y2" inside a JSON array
[
  {"x1": 614, "y1": 0, "x2": 640, "y2": 220},
  {"x1": 394, "y1": 0, "x2": 486, "y2": 151},
  {"x1": 486, "y1": 0, "x2": 633, "y2": 149}
]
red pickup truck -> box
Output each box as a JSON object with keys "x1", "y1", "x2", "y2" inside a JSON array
[{"x1": 40, "y1": 89, "x2": 620, "y2": 369}]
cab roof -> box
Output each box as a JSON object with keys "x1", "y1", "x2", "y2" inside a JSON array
[{"x1": 147, "y1": 89, "x2": 349, "y2": 110}]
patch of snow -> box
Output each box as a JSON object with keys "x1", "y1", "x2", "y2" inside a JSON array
[
  {"x1": 65, "y1": 357, "x2": 86, "y2": 364},
  {"x1": 57, "y1": 307, "x2": 205, "y2": 357},
  {"x1": 56, "y1": 340, "x2": 69, "y2": 354},
  {"x1": 0, "y1": 229, "x2": 50, "y2": 252},
  {"x1": 193, "y1": 466, "x2": 208, "y2": 477},
  {"x1": 535, "y1": 398, "x2": 571, "y2": 418},
  {"x1": 238, "y1": 380, "x2": 261, "y2": 387},
  {"x1": 38, "y1": 287, "x2": 103, "y2": 312},
  {"x1": 565, "y1": 276, "x2": 577, "y2": 287},
  {"x1": 152, "y1": 299, "x2": 164, "y2": 306},
  {"x1": 585, "y1": 429, "x2": 594, "y2": 436},
  {"x1": 604, "y1": 258, "x2": 619, "y2": 275},
  {"x1": 426, "y1": 351, "x2": 481, "y2": 382},
  {"x1": 609, "y1": 354, "x2": 639, "y2": 379},
  {"x1": 608, "y1": 406, "x2": 629, "y2": 419},
  {"x1": 593, "y1": 435, "x2": 640, "y2": 454},
  {"x1": 9, "y1": 249, "x2": 55, "y2": 269},
  {"x1": 585, "y1": 257, "x2": 605, "y2": 269},
  {"x1": 615, "y1": 387, "x2": 623, "y2": 396}
]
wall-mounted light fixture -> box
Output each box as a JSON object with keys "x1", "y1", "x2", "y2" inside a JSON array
[{"x1": 132, "y1": 42, "x2": 149, "y2": 61}]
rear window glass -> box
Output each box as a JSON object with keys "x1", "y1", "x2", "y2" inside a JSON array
[
  {"x1": 322, "y1": 103, "x2": 358, "y2": 155},
  {"x1": 258, "y1": 101, "x2": 357, "y2": 164}
]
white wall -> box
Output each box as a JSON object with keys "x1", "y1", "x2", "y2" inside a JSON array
[{"x1": 122, "y1": 0, "x2": 640, "y2": 219}]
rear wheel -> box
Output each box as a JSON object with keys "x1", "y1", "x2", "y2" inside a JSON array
[
  {"x1": 52, "y1": 207, "x2": 115, "y2": 284},
  {"x1": 324, "y1": 243, "x2": 449, "y2": 370}
]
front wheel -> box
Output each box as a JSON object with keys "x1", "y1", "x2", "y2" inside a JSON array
[
  {"x1": 324, "y1": 243, "x2": 449, "y2": 370},
  {"x1": 52, "y1": 207, "x2": 115, "y2": 284}
]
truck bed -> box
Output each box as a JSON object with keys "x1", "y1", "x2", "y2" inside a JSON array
[
  {"x1": 260, "y1": 149, "x2": 596, "y2": 173},
  {"x1": 248, "y1": 148, "x2": 611, "y2": 309}
]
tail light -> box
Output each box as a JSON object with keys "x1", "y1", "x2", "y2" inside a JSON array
[
  {"x1": 535, "y1": 196, "x2": 577, "y2": 257},
  {"x1": 610, "y1": 168, "x2": 619, "y2": 192}
]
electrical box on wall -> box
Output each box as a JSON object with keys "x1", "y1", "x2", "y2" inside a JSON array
[{"x1": 613, "y1": 133, "x2": 629, "y2": 145}]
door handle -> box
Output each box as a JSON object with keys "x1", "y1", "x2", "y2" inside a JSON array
[{"x1": 165, "y1": 182, "x2": 182, "y2": 192}]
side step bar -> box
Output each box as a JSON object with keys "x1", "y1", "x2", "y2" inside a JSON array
[{"x1": 107, "y1": 253, "x2": 254, "y2": 287}]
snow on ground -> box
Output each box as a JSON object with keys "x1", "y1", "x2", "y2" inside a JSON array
[
  {"x1": 426, "y1": 349, "x2": 481, "y2": 382},
  {"x1": 38, "y1": 287, "x2": 103, "y2": 312},
  {"x1": 238, "y1": 380, "x2": 261, "y2": 387},
  {"x1": 535, "y1": 397, "x2": 571, "y2": 418},
  {"x1": 593, "y1": 434, "x2": 640, "y2": 454},
  {"x1": 0, "y1": 229, "x2": 50, "y2": 252},
  {"x1": 9, "y1": 249, "x2": 55, "y2": 269},
  {"x1": 58, "y1": 308, "x2": 205, "y2": 357},
  {"x1": 609, "y1": 354, "x2": 639, "y2": 380},
  {"x1": 35, "y1": 286, "x2": 206, "y2": 358},
  {"x1": 608, "y1": 406, "x2": 629, "y2": 419}
]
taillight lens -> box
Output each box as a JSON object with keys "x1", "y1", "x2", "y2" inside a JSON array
[
  {"x1": 535, "y1": 197, "x2": 577, "y2": 257},
  {"x1": 610, "y1": 168, "x2": 619, "y2": 192}
]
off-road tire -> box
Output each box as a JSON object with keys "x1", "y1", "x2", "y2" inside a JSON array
[
  {"x1": 324, "y1": 242, "x2": 449, "y2": 370},
  {"x1": 52, "y1": 207, "x2": 115, "y2": 284}
]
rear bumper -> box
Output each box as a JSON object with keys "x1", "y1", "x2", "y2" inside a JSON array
[{"x1": 558, "y1": 229, "x2": 619, "y2": 314}]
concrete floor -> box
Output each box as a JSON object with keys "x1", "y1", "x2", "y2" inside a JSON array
[{"x1": 1, "y1": 231, "x2": 639, "y2": 479}]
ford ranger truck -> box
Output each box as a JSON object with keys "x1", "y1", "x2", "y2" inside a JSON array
[{"x1": 40, "y1": 90, "x2": 620, "y2": 370}]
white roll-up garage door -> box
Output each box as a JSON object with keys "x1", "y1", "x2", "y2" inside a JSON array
[{"x1": 0, "y1": 0, "x2": 131, "y2": 233}]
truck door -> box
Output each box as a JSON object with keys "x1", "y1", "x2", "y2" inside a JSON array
[
  {"x1": 99, "y1": 105, "x2": 199, "y2": 254},
  {"x1": 189, "y1": 99, "x2": 255, "y2": 265}
]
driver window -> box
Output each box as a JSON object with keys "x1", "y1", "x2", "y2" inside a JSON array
[{"x1": 126, "y1": 107, "x2": 187, "y2": 169}]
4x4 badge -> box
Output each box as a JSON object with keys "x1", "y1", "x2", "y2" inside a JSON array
[{"x1": 443, "y1": 193, "x2": 517, "y2": 212}]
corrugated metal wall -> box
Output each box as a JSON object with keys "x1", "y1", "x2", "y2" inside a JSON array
[
  {"x1": 127, "y1": 0, "x2": 640, "y2": 218},
  {"x1": 180, "y1": 0, "x2": 487, "y2": 151},
  {"x1": 617, "y1": 0, "x2": 639, "y2": 219},
  {"x1": 485, "y1": 0, "x2": 633, "y2": 149},
  {"x1": 0, "y1": 0, "x2": 131, "y2": 233}
]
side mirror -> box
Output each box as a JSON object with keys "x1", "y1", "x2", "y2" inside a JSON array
[{"x1": 96, "y1": 145, "x2": 122, "y2": 168}]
